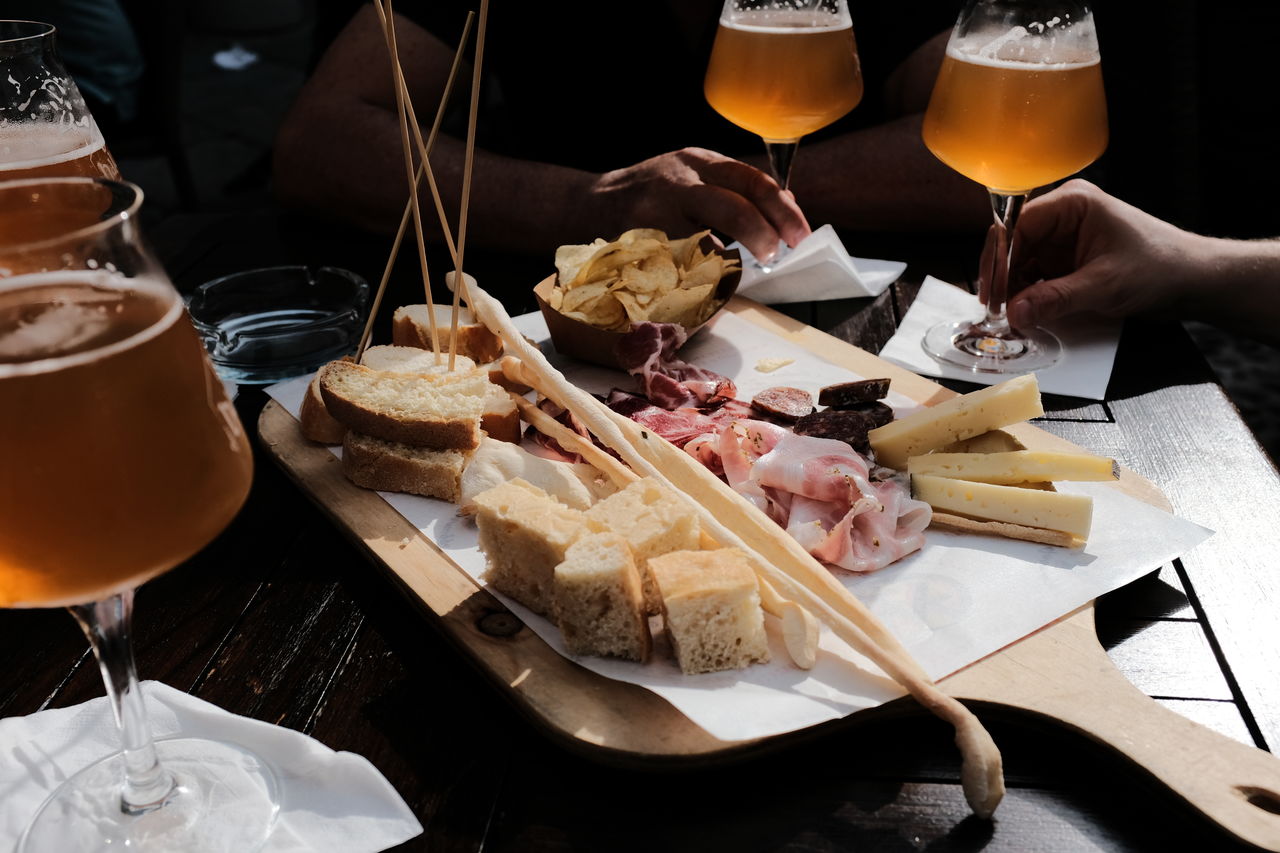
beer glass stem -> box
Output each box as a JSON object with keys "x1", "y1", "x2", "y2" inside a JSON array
[
  {"x1": 763, "y1": 139, "x2": 799, "y2": 191},
  {"x1": 69, "y1": 591, "x2": 177, "y2": 814},
  {"x1": 979, "y1": 190, "x2": 1027, "y2": 335}
]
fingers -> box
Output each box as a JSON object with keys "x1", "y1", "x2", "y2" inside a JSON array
[
  {"x1": 680, "y1": 183, "x2": 784, "y2": 262},
  {"x1": 1007, "y1": 269, "x2": 1107, "y2": 328},
  {"x1": 692, "y1": 151, "x2": 811, "y2": 248}
]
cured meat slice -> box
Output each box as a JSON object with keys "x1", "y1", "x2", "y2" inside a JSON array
[
  {"x1": 750, "y1": 387, "x2": 815, "y2": 422},
  {"x1": 818, "y1": 378, "x2": 891, "y2": 408},
  {"x1": 615, "y1": 322, "x2": 736, "y2": 409}
]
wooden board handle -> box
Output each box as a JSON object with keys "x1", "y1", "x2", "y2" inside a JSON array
[{"x1": 946, "y1": 609, "x2": 1280, "y2": 849}]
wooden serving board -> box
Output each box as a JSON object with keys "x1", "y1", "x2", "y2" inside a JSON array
[{"x1": 258, "y1": 297, "x2": 1280, "y2": 850}]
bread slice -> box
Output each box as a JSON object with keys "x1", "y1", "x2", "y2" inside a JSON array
[
  {"x1": 552, "y1": 533, "x2": 651, "y2": 662},
  {"x1": 648, "y1": 549, "x2": 770, "y2": 675},
  {"x1": 318, "y1": 360, "x2": 487, "y2": 450},
  {"x1": 360, "y1": 345, "x2": 517, "y2": 443},
  {"x1": 583, "y1": 478, "x2": 700, "y2": 615},
  {"x1": 473, "y1": 478, "x2": 603, "y2": 618},
  {"x1": 299, "y1": 373, "x2": 347, "y2": 444},
  {"x1": 342, "y1": 432, "x2": 470, "y2": 502},
  {"x1": 392, "y1": 304, "x2": 503, "y2": 364},
  {"x1": 360, "y1": 344, "x2": 477, "y2": 374}
]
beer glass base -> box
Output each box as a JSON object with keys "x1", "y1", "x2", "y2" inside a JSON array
[
  {"x1": 17, "y1": 737, "x2": 280, "y2": 853},
  {"x1": 751, "y1": 240, "x2": 791, "y2": 274},
  {"x1": 922, "y1": 319, "x2": 1061, "y2": 374}
]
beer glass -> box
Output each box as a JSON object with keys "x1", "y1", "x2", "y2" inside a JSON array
[
  {"x1": 921, "y1": 0, "x2": 1107, "y2": 373},
  {"x1": 0, "y1": 20, "x2": 121, "y2": 179},
  {"x1": 0, "y1": 178, "x2": 277, "y2": 851},
  {"x1": 704, "y1": 0, "x2": 863, "y2": 267}
]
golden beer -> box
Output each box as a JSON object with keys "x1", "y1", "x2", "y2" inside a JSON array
[
  {"x1": 922, "y1": 50, "x2": 1108, "y2": 193},
  {"x1": 0, "y1": 123, "x2": 121, "y2": 180},
  {"x1": 704, "y1": 11, "x2": 863, "y2": 141},
  {"x1": 0, "y1": 275, "x2": 253, "y2": 607}
]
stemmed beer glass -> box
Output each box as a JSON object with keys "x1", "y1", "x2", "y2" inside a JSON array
[
  {"x1": 704, "y1": 0, "x2": 863, "y2": 268},
  {"x1": 0, "y1": 21, "x2": 121, "y2": 180},
  {"x1": 0, "y1": 178, "x2": 277, "y2": 850},
  {"x1": 921, "y1": 0, "x2": 1107, "y2": 373}
]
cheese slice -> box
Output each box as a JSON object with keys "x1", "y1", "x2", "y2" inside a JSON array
[
  {"x1": 869, "y1": 375, "x2": 1044, "y2": 470},
  {"x1": 939, "y1": 429, "x2": 1026, "y2": 454},
  {"x1": 907, "y1": 450, "x2": 1119, "y2": 484},
  {"x1": 911, "y1": 473, "x2": 1093, "y2": 539}
]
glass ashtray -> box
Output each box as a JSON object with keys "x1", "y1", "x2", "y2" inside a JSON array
[{"x1": 186, "y1": 265, "x2": 369, "y2": 384}]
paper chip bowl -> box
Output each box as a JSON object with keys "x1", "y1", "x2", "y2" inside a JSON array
[{"x1": 533, "y1": 247, "x2": 740, "y2": 369}]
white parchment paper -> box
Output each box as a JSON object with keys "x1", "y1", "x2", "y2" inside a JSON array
[{"x1": 267, "y1": 309, "x2": 1212, "y2": 742}]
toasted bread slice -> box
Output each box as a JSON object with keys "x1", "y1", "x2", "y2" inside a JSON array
[
  {"x1": 299, "y1": 373, "x2": 347, "y2": 445},
  {"x1": 318, "y1": 360, "x2": 487, "y2": 450},
  {"x1": 342, "y1": 432, "x2": 471, "y2": 503},
  {"x1": 392, "y1": 304, "x2": 503, "y2": 364}
]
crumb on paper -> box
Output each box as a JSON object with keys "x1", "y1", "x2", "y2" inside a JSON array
[
  {"x1": 399, "y1": 537, "x2": 411, "y2": 549},
  {"x1": 755, "y1": 357, "x2": 794, "y2": 374}
]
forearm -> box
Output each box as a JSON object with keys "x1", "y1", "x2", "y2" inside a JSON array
[
  {"x1": 1183, "y1": 237, "x2": 1280, "y2": 346},
  {"x1": 782, "y1": 114, "x2": 989, "y2": 232},
  {"x1": 274, "y1": 97, "x2": 601, "y2": 256}
]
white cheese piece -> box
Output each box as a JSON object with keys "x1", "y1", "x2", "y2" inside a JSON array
[
  {"x1": 868, "y1": 374, "x2": 1044, "y2": 469},
  {"x1": 754, "y1": 357, "x2": 794, "y2": 373},
  {"x1": 907, "y1": 450, "x2": 1119, "y2": 484},
  {"x1": 911, "y1": 473, "x2": 1093, "y2": 539}
]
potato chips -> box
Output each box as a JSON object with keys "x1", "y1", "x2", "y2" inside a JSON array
[{"x1": 550, "y1": 229, "x2": 739, "y2": 331}]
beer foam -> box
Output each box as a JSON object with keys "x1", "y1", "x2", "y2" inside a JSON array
[
  {"x1": 0, "y1": 122, "x2": 106, "y2": 172},
  {"x1": 0, "y1": 271, "x2": 181, "y2": 376},
  {"x1": 950, "y1": 19, "x2": 1100, "y2": 68},
  {"x1": 720, "y1": 8, "x2": 852, "y2": 34}
]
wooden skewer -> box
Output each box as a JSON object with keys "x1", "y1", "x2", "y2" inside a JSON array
[
  {"x1": 378, "y1": 0, "x2": 439, "y2": 363},
  {"x1": 370, "y1": 2, "x2": 469, "y2": 269},
  {"x1": 356, "y1": 11, "x2": 475, "y2": 359},
  {"x1": 449, "y1": 0, "x2": 489, "y2": 370}
]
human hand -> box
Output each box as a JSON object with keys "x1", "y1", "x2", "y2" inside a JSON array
[
  {"x1": 1004, "y1": 180, "x2": 1209, "y2": 329},
  {"x1": 589, "y1": 148, "x2": 811, "y2": 263}
]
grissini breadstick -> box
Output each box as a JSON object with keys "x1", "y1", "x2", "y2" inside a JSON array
[
  {"x1": 757, "y1": 577, "x2": 819, "y2": 670},
  {"x1": 479, "y1": 291, "x2": 1004, "y2": 818},
  {"x1": 507, "y1": 386, "x2": 636, "y2": 489}
]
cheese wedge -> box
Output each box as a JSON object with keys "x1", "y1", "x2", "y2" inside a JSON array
[
  {"x1": 869, "y1": 375, "x2": 1043, "y2": 470},
  {"x1": 911, "y1": 473, "x2": 1092, "y2": 539},
  {"x1": 907, "y1": 450, "x2": 1118, "y2": 484}
]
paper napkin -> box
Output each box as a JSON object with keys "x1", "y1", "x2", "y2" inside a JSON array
[
  {"x1": 730, "y1": 224, "x2": 906, "y2": 304},
  {"x1": 879, "y1": 276, "x2": 1123, "y2": 399},
  {"x1": 0, "y1": 682, "x2": 422, "y2": 852}
]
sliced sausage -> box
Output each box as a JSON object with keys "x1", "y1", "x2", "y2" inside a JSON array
[
  {"x1": 750, "y1": 386, "x2": 815, "y2": 423},
  {"x1": 818, "y1": 378, "x2": 891, "y2": 408},
  {"x1": 793, "y1": 404, "x2": 894, "y2": 454}
]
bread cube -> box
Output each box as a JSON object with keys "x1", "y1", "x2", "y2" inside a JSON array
[
  {"x1": 473, "y1": 479, "x2": 600, "y2": 618},
  {"x1": 649, "y1": 549, "x2": 769, "y2": 675},
  {"x1": 552, "y1": 533, "x2": 651, "y2": 662},
  {"x1": 583, "y1": 478, "x2": 700, "y2": 614}
]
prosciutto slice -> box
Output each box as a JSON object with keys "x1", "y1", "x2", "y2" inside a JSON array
[
  {"x1": 710, "y1": 419, "x2": 930, "y2": 573},
  {"x1": 615, "y1": 322, "x2": 736, "y2": 409}
]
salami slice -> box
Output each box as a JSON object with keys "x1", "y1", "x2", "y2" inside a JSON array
[
  {"x1": 818, "y1": 378, "x2": 891, "y2": 408},
  {"x1": 793, "y1": 404, "x2": 894, "y2": 454},
  {"x1": 750, "y1": 386, "x2": 815, "y2": 422}
]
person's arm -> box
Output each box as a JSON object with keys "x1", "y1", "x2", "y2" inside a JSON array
[
  {"x1": 273, "y1": 7, "x2": 808, "y2": 262},
  {"x1": 1005, "y1": 180, "x2": 1280, "y2": 346},
  {"x1": 780, "y1": 31, "x2": 990, "y2": 233}
]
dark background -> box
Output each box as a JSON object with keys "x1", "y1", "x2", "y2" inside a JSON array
[{"x1": 4, "y1": 0, "x2": 1276, "y2": 459}]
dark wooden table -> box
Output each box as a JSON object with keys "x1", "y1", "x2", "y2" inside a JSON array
[{"x1": 3, "y1": 256, "x2": 1279, "y2": 852}]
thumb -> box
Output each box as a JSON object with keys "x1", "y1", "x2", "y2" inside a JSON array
[{"x1": 1007, "y1": 272, "x2": 1105, "y2": 328}]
